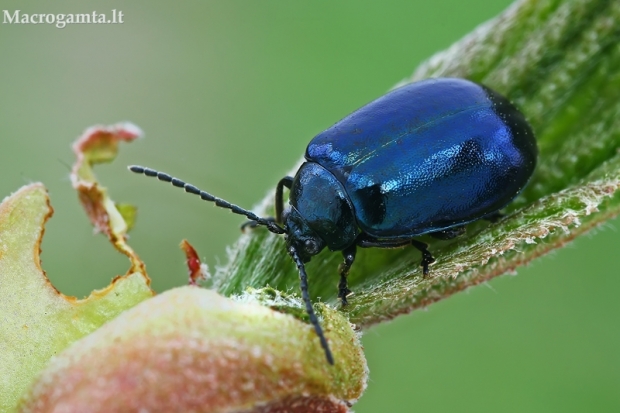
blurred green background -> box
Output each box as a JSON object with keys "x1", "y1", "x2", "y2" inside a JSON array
[{"x1": 1, "y1": 1, "x2": 618, "y2": 411}]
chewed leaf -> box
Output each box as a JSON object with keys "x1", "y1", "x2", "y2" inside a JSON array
[
  {"x1": 212, "y1": 0, "x2": 620, "y2": 327},
  {"x1": 19, "y1": 287, "x2": 367, "y2": 413},
  {"x1": 0, "y1": 185, "x2": 153, "y2": 412},
  {"x1": 115, "y1": 203, "x2": 138, "y2": 232},
  {"x1": 71, "y1": 122, "x2": 146, "y2": 273}
]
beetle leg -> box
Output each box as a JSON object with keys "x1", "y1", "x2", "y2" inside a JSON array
[
  {"x1": 240, "y1": 176, "x2": 293, "y2": 231},
  {"x1": 429, "y1": 226, "x2": 466, "y2": 240},
  {"x1": 275, "y1": 176, "x2": 294, "y2": 224},
  {"x1": 355, "y1": 233, "x2": 410, "y2": 248},
  {"x1": 411, "y1": 240, "x2": 435, "y2": 277},
  {"x1": 337, "y1": 244, "x2": 356, "y2": 306},
  {"x1": 483, "y1": 211, "x2": 503, "y2": 223},
  {"x1": 357, "y1": 234, "x2": 435, "y2": 277},
  {"x1": 240, "y1": 216, "x2": 276, "y2": 231}
]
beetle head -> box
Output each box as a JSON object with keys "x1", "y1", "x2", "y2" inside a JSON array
[{"x1": 283, "y1": 206, "x2": 326, "y2": 262}]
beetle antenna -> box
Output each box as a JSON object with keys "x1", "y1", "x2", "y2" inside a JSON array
[
  {"x1": 128, "y1": 165, "x2": 286, "y2": 235},
  {"x1": 288, "y1": 246, "x2": 334, "y2": 365}
]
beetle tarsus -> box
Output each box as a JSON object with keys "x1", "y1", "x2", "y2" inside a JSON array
[
  {"x1": 337, "y1": 276, "x2": 353, "y2": 306},
  {"x1": 240, "y1": 220, "x2": 259, "y2": 231},
  {"x1": 411, "y1": 239, "x2": 435, "y2": 278},
  {"x1": 241, "y1": 217, "x2": 276, "y2": 232},
  {"x1": 338, "y1": 245, "x2": 357, "y2": 306}
]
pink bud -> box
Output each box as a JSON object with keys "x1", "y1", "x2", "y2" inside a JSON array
[{"x1": 21, "y1": 287, "x2": 368, "y2": 413}]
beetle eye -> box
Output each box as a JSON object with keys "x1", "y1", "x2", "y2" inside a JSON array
[{"x1": 304, "y1": 239, "x2": 319, "y2": 255}]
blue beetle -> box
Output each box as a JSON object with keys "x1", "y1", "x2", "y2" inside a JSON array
[{"x1": 129, "y1": 77, "x2": 537, "y2": 365}]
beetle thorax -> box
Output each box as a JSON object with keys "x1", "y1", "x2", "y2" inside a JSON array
[{"x1": 287, "y1": 162, "x2": 358, "y2": 254}]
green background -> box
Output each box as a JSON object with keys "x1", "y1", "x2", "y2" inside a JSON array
[{"x1": 1, "y1": 1, "x2": 618, "y2": 411}]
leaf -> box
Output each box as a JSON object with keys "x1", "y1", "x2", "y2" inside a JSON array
[
  {"x1": 0, "y1": 123, "x2": 154, "y2": 413},
  {"x1": 0, "y1": 185, "x2": 153, "y2": 413},
  {"x1": 212, "y1": 0, "x2": 620, "y2": 328},
  {"x1": 70, "y1": 122, "x2": 146, "y2": 268}
]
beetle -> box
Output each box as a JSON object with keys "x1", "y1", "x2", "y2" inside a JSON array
[{"x1": 129, "y1": 77, "x2": 537, "y2": 365}]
